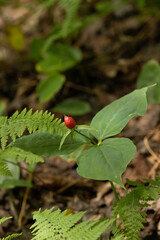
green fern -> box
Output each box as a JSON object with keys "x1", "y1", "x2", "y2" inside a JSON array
[
  {"x1": 0, "y1": 217, "x2": 22, "y2": 240},
  {"x1": 0, "y1": 217, "x2": 12, "y2": 225},
  {"x1": 41, "y1": 0, "x2": 83, "y2": 38},
  {"x1": 0, "y1": 146, "x2": 43, "y2": 176},
  {"x1": 112, "y1": 176, "x2": 160, "y2": 240},
  {"x1": 30, "y1": 207, "x2": 113, "y2": 240},
  {"x1": 0, "y1": 160, "x2": 12, "y2": 176},
  {"x1": 0, "y1": 108, "x2": 67, "y2": 150},
  {"x1": 58, "y1": 0, "x2": 83, "y2": 38},
  {"x1": 0, "y1": 147, "x2": 43, "y2": 164}
]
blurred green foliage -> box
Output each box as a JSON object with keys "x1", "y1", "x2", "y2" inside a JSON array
[
  {"x1": 53, "y1": 99, "x2": 91, "y2": 116},
  {"x1": 0, "y1": 101, "x2": 6, "y2": 116},
  {"x1": 0, "y1": 0, "x2": 8, "y2": 5},
  {"x1": 137, "y1": 60, "x2": 160, "y2": 103},
  {"x1": 2, "y1": 0, "x2": 160, "y2": 112},
  {"x1": 37, "y1": 73, "x2": 66, "y2": 102}
]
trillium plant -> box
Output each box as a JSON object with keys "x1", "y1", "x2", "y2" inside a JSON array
[
  {"x1": 61, "y1": 87, "x2": 149, "y2": 188},
  {"x1": 3, "y1": 86, "x2": 153, "y2": 191}
]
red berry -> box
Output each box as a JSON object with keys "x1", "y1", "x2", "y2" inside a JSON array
[{"x1": 64, "y1": 116, "x2": 76, "y2": 129}]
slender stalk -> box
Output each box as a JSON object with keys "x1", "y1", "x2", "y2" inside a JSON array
[
  {"x1": 73, "y1": 129, "x2": 96, "y2": 144},
  {"x1": 110, "y1": 181, "x2": 119, "y2": 201}
]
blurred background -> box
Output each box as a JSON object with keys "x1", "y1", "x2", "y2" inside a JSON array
[
  {"x1": 0, "y1": 0, "x2": 160, "y2": 119},
  {"x1": 0, "y1": 0, "x2": 160, "y2": 239}
]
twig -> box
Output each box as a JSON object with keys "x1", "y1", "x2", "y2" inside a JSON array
[{"x1": 18, "y1": 174, "x2": 32, "y2": 228}]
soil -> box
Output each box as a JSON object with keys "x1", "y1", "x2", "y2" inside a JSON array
[{"x1": 0, "y1": 1, "x2": 160, "y2": 239}]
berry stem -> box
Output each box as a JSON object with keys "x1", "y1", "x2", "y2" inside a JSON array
[
  {"x1": 109, "y1": 181, "x2": 119, "y2": 201},
  {"x1": 73, "y1": 129, "x2": 96, "y2": 145}
]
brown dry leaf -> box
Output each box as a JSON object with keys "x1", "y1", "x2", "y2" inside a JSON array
[
  {"x1": 92, "y1": 182, "x2": 111, "y2": 203},
  {"x1": 136, "y1": 105, "x2": 160, "y2": 135},
  {"x1": 122, "y1": 153, "x2": 152, "y2": 182}
]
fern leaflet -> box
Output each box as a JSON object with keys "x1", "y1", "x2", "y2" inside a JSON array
[
  {"x1": 0, "y1": 160, "x2": 12, "y2": 176},
  {"x1": 30, "y1": 207, "x2": 113, "y2": 240},
  {"x1": 112, "y1": 177, "x2": 160, "y2": 240},
  {"x1": 58, "y1": 0, "x2": 83, "y2": 38},
  {"x1": 0, "y1": 217, "x2": 22, "y2": 240},
  {"x1": 0, "y1": 147, "x2": 43, "y2": 176},
  {"x1": 0, "y1": 108, "x2": 67, "y2": 149}
]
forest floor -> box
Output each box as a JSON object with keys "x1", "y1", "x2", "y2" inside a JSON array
[{"x1": 0, "y1": 1, "x2": 160, "y2": 239}]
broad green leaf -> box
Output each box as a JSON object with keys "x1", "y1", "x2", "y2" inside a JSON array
[
  {"x1": 36, "y1": 44, "x2": 82, "y2": 73},
  {"x1": 37, "y1": 73, "x2": 65, "y2": 102},
  {"x1": 10, "y1": 132, "x2": 88, "y2": 157},
  {"x1": 137, "y1": 60, "x2": 160, "y2": 103},
  {"x1": 77, "y1": 138, "x2": 136, "y2": 186},
  {"x1": 0, "y1": 179, "x2": 32, "y2": 189},
  {"x1": 61, "y1": 145, "x2": 84, "y2": 162},
  {"x1": 53, "y1": 99, "x2": 91, "y2": 116},
  {"x1": 90, "y1": 87, "x2": 148, "y2": 140}
]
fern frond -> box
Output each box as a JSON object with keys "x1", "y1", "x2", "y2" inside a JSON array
[
  {"x1": 110, "y1": 233, "x2": 124, "y2": 240},
  {"x1": 0, "y1": 147, "x2": 43, "y2": 176},
  {"x1": 58, "y1": 0, "x2": 83, "y2": 37},
  {"x1": 0, "y1": 160, "x2": 12, "y2": 176},
  {"x1": 112, "y1": 177, "x2": 160, "y2": 240},
  {"x1": 0, "y1": 217, "x2": 12, "y2": 225},
  {"x1": 30, "y1": 207, "x2": 112, "y2": 240},
  {"x1": 0, "y1": 147, "x2": 44, "y2": 165},
  {"x1": 0, "y1": 217, "x2": 22, "y2": 240},
  {"x1": 0, "y1": 108, "x2": 67, "y2": 149},
  {"x1": 1, "y1": 233, "x2": 23, "y2": 240}
]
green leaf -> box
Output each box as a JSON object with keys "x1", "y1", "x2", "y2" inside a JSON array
[
  {"x1": 77, "y1": 138, "x2": 136, "y2": 186},
  {"x1": 0, "y1": 179, "x2": 32, "y2": 189},
  {"x1": 90, "y1": 87, "x2": 148, "y2": 140},
  {"x1": 30, "y1": 38, "x2": 44, "y2": 61},
  {"x1": 37, "y1": 73, "x2": 65, "y2": 102},
  {"x1": 137, "y1": 60, "x2": 160, "y2": 103},
  {"x1": 36, "y1": 44, "x2": 82, "y2": 73},
  {"x1": 6, "y1": 24, "x2": 26, "y2": 51},
  {"x1": 53, "y1": 99, "x2": 91, "y2": 116},
  {"x1": 11, "y1": 132, "x2": 88, "y2": 157}
]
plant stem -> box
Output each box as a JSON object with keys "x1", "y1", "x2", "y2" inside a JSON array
[
  {"x1": 73, "y1": 129, "x2": 96, "y2": 144},
  {"x1": 110, "y1": 181, "x2": 119, "y2": 201}
]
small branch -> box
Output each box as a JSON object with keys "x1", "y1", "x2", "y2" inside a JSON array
[{"x1": 110, "y1": 181, "x2": 119, "y2": 201}]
